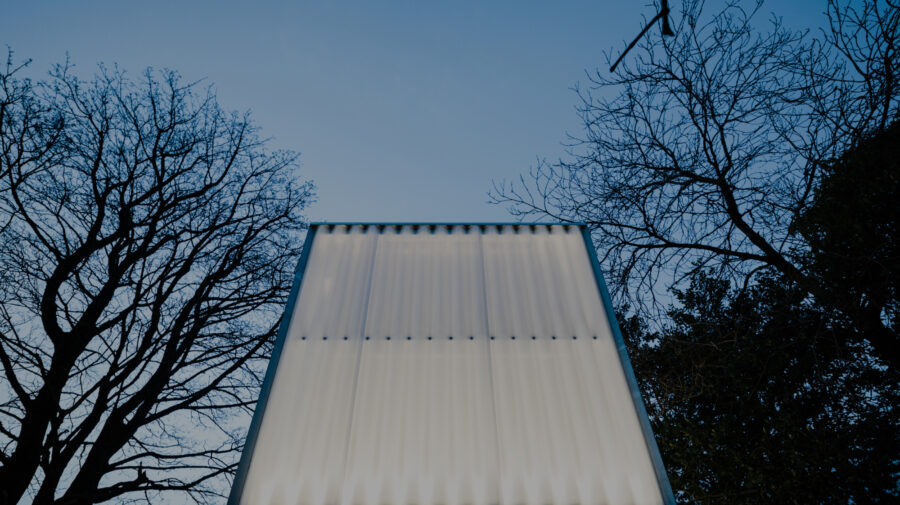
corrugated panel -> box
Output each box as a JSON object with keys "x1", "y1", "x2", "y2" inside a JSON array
[
  {"x1": 236, "y1": 224, "x2": 666, "y2": 505},
  {"x1": 363, "y1": 225, "x2": 488, "y2": 339}
]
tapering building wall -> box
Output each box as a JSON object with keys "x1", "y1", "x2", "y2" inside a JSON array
[{"x1": 230, "y1": 224, "x2": 673, "y2": 505}]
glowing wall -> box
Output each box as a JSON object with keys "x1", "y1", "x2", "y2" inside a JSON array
[{"x1": 232, "y1": 224, "x2": 671, "y2": 505}]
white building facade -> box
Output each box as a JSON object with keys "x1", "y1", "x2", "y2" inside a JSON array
[{"x1": 229, "y1": 223, "x2": 674, "y2": 505}]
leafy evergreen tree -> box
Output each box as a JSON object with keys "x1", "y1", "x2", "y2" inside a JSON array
[{"x1": 623, "y1": 272, "x2": 898, "y2": 504}]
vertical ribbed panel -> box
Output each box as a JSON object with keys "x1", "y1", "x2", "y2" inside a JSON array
[
  {"x1": 237, "y1": 224, "x2": 665, "y2": 505},
  {"x1": 481, "y1": 225, "x2": 605, "y2": 338},
  {"x1": 489, "y1": 337, "x2": 661, "y2": 505},
  {"x1": 343, "y1": 338, "x2": 499, "y2": 505},
  {"x1": 288, "y1": 225, "x2": 377, "y2": 338},
  {"x1": 363, "y1": 225, "x2": 488, "y2": 339},
  {"x1": 241, "y1": 337, "x2": 360, "y2": 505}
]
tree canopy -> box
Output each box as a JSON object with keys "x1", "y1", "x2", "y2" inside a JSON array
[
  {"x1": 493, "y1": 0, "x2": 899, "y2": 502},
  {"x1": 491, "y1": 0, "x2": 899, "y2": 364},
  {"x1": 0, "y1": 54, "x2": 314, "y2": 504},
  {"x1": 623, "y1": 270, "x2": 898, "y2": 503}
]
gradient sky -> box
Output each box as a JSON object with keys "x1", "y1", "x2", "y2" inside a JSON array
[{"x1": 3, "y1": 0, "x2": 827, "y2": 223}]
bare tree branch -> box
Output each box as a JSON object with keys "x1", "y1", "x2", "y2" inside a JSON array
[{"x1": 0, "y1": 53, "x2": 314, "y2": 504}]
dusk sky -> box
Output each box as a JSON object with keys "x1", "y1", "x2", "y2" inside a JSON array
[{"x1": 3, "y1": 0, "x2": 827, "y2": 223}]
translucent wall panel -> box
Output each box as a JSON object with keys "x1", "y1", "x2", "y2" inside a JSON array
[
  {"x1": 236, "y1": 224, "x2": 666, "y2": 505},
  {"x1": 489, "y1": 337, "x2": 661, "y2": 505},
  {"x1": 288, "y1": 225, "x2": 377, "y2": 339},
  {"x1": 363, "y1": 225, "x2": 488, "y2": 339},
  {"x1": 480, "y1": 225, "x2": 607, "y2": 338},
  {"x1": 241, "y1": 337, "x2": 361, "y2": 505},
  {"x1": 343, "y1": 338, "x2": 499, "y2": 505}
]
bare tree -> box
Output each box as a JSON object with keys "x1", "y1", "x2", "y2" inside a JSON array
[
  {"x1": 0, "y1": 53, "x2": 314, "y2": 504},
  {"x1": 490, "y1": 0, "x2": 899, "y2": 363}
]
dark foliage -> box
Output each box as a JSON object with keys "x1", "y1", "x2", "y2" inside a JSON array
[
  {"x1": 794, "y1": 121, "x2": 900, "y2": 366},
  {"x1": 622, "y1": 273, "x2": 898, "y2": 504},
  {"x1": 492, "y1": 0, "x2": 900, "y2": 502}
]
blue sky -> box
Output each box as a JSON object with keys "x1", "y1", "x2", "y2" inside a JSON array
[{"x1": 2, "y1": 0, "x2": 827, "y2": 222}]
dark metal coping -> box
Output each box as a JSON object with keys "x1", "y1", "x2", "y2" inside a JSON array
[
  {"x1": 311, "y1": 222, "x2": 587, "y2": 234},
  {"x1": 226, "y1": 225, "x2": 318, "y2": 505},
  {"x1": 580, "y1": 226, "x2": 677, "y2": 504},
  {"x1": 227, "y1": 222, "x2": 675, "y2": 505},
  {"x1": 310, "y1": 221, "x2": 585, "y2": 226}
]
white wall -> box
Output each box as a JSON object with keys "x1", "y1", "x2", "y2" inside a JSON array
[{"x1": 239, "y1": 225, "x2": 663, "y2": 505}]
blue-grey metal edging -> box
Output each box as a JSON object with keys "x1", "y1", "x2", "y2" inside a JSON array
[
  {"x1": 310, "y1": 221, "x2": 588, "y2": 227},
  {"x1": 580, "y1": 226, "x2": 677, "y2": 505},
  {"x1": 227, "y1": 224, "x2": 319, "y2": 505}
]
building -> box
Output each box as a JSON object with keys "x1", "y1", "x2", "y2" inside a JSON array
[{"x1": 228, "y1": 223, "x2": 674, "y2": 505}]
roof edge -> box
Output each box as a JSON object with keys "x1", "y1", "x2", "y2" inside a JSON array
[{"x1": 309, "y1": 221, "x2": 588, "y2": 227}]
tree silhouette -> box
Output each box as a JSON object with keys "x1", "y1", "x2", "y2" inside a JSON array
[
  {"x1": 621, "y1": 271, "x2": 898, "y2": 504},
  {"x1": 491, "y1": 0, "x2": 899, "y2": 366},
  {"x1": 0, "y1": 53, "x2": 314, "y2": 504},
  {"x1": 493, "y1": 1, "x2": 899, "y2": 500}
]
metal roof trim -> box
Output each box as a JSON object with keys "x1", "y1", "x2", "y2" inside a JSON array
[
  {"x1": 579, "y1": 227, "x2": 677, "y2": 505},
  {"x1": 309, "y1": 221, "x2": 588, "y2": 227},
  {"x1": 227, "y1": 225, "x2": 319, "y2": 505}
]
